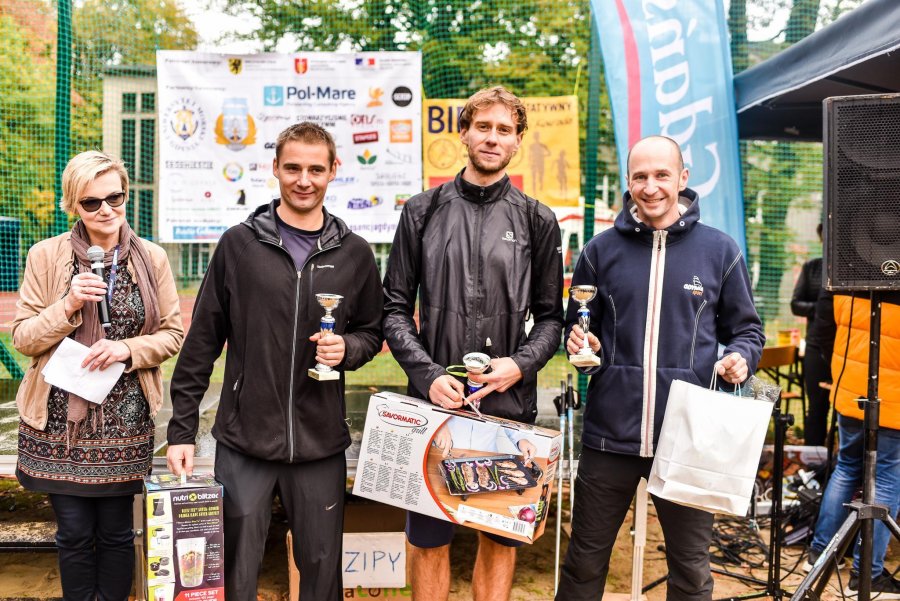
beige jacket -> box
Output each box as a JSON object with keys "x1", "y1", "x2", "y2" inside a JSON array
[{"x1": 12, "y1": 232, "x2": 184, "y2": 430}]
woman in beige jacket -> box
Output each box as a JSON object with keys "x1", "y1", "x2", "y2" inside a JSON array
[{"x1": 12, "y1": 151, "x2": 183, "y2": 601}]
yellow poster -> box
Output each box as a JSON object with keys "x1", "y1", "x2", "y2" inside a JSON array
[{"x1": 422, "y1": 96, "x2": 581, "y2": 207}]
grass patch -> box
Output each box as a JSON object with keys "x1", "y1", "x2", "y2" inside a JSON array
[{"x1": 0, "y1": 331, "x2": 27, "y2": 378}]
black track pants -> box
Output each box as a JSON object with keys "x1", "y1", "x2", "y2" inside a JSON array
[
  {"x1": 556, "y1": 447, "x2": 715, "y2": 601},
  {"x1": 214, "y1": 443, "x2": 346, "y2": 601}
]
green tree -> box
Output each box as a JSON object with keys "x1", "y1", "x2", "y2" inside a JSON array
[
  {"x1": 71, "y1": 0, "x2": 198, "y2": 151},
  {"x1": 0, "y1": 5, "x2": 58, "y2": 251},
  {"x1": 0, "y1": 0, "x2": 197, "y2": 261}
]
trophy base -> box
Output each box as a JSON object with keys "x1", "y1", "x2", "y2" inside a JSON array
[
  {"x1": 308, "y1": 368, "x2": 340, "y2": 381},
  {"x1": 569, "y1": 353, "x2": 603, "y2": 368}
]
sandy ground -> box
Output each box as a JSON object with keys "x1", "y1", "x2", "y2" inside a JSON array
[{"x1": 0, "y1": 477, "x2": 896, "y2": 600}]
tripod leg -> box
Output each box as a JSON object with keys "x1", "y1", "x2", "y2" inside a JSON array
[
  {"x1": 756, "y1": 394, "x2": 795, "y2": 600},
  {"x1": 566, "y1": 374, "x2": 577, "y2": 522},
  {"x1": 857, "y1": 290, "x2": 884, "y2": 601},
  {"x1": 631, "y1": 479, "x2": 648, "y2": 601},
  {"x1": 790, "y1": 512, "x2": 860, "y2": 601},
  {"x1": 886, "y1": 514, "x2": 900, "y2": 540}
]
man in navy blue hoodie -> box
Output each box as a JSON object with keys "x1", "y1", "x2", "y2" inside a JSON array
[{"x1": 556, "y1": 136, "x2": 764, "y2": 600}]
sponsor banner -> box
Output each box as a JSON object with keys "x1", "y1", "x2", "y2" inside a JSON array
[
  {"x1": 591, "y1": 0, "x2": 746, "y2": 249},
  {"x1": 157, "y1": 51, "x2": 423, "y2": 243},
  {"x1": 422, "y1": 96, "x2": 580, "y2": 207}
]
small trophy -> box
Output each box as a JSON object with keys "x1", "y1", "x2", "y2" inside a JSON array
[
  {"x1": 462, "y1": 352, "x2": 491, "y2": 413},
  {"x1": 569, "y1": 285, "x2": 603, "y2": 367},
  {"x1": 309, "y1": 293, "x2": 343, "y2": 381}
]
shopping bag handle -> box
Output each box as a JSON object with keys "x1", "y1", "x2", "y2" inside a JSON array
[{"x1": 710, "y1": 362, "x2": 742, "y2": 396}]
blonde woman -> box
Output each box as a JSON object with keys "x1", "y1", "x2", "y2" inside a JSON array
[{"x1": 13, "y1": 151, "x2": 183, "y2": 600}]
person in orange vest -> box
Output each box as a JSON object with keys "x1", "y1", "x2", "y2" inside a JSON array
[{"x1": 806, "y1": 293, "x2": 900, "y2": 597}]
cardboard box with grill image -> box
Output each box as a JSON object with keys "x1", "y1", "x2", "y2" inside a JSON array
[{"x1": 352, "y1": 392, "x2": 562, "y2": 543}]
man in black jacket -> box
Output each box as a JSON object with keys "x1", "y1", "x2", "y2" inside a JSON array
[
  {"x1": 166, "y1": 123, "x2": 383, "y2": 601},
  {"x1": 383, "y1": 86, "x2": 564, "y2": 601}
]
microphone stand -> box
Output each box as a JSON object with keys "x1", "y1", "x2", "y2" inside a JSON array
[{"x1": 709, "y1": 393, "x2": 793, "y2": 601}]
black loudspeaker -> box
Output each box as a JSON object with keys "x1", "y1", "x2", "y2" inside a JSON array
[{"x1": 824, "y1": 94, "x2": 900, "y2": 291}]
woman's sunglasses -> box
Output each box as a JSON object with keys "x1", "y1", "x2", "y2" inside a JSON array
[{"x1": 79, "y1": 192, "x2": 127, "y2": 213}]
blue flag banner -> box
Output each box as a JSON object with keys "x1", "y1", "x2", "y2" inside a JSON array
[{"x1": 591, "y1": 0, "x2": 746, "y2": 250}]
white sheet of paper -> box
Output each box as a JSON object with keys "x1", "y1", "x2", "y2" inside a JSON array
[{"x1": 41, "y1": 337, "x2": 126, "y2": 404}]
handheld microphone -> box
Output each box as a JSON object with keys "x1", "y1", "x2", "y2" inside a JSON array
[{"x1": 86, "y1": 245, "x2": 111, "y2": 330}]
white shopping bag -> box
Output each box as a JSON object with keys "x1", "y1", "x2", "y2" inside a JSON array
[{"x1": 647, "y1": 376, "x2": 772, "y2": 516}]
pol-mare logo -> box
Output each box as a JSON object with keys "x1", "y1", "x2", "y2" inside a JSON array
[
  {"x1": 683, "y1": 275, "x2": 704, "y2": 296},
  {"x1": 376, "y1": 404, "x2": 428, "y2": 428},
  {"x1": 163, "y1": 98, "x2": 207, "y2": 152},
  {"x1": 263, "y1": 86, "x2": 284, "y2": 106}
]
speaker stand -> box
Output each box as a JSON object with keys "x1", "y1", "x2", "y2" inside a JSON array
[{"x1": 791, "y1": 291, "x2": 900, "y2": 601}]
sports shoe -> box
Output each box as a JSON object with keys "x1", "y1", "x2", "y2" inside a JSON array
[
  {"x1": 802, "y1": 546, "x2": 845, "y2": 573},
  {"x1": 844, "y1": 569, "x2": 900, "y2": 600}
]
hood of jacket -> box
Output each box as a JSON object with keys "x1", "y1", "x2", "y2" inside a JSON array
[
  {"x1": 615, "y1": 188, "x2": 701, "y2": 244},
  {"x1": 243, "y1": 200, "x2": 351, "y2": 249}
]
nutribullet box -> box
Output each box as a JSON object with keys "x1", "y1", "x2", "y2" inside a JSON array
[
  {"x1": 144, "y1": 475, "x2": 225, "y2": 601},
  {"x1": 352, "y1": 392, "x2": 562, "y2": 544}
]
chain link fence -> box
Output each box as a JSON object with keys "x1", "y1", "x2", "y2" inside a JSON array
[{"x1": 0, "y1": 0, "x2": 860, "y2": 385}]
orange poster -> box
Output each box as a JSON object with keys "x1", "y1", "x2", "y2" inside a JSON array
[{"x1": 422, "y1": 95, "x2": 580, "y2": 207}]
